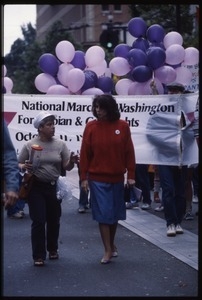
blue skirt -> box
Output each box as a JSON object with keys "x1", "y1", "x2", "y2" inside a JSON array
[{"x1": 89, "y1": 180, "x2": 126, "y2": 224}]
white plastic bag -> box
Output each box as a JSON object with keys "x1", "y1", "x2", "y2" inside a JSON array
[{"x1": 56, "y1": 176, "x2": 72, "y2": 201}]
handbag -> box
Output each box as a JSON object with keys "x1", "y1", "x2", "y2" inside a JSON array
[{"x1": 19, "y1": 172, "x2": 35, "y2": 199}]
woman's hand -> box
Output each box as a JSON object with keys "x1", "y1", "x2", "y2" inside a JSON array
[
  {"x1": 81, "y1": 180, "x2": 89, "y2": 193},
  {"x1": 65, "y1": 152, "x2": 79, "y2": 170},
  {"x1": 127, "y1": 179, "x2": 136, "y2": 186}
]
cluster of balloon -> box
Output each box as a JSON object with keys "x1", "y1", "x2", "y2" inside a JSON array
[
  {"x1": 2, "y1": 65, "x2": 13, "y2": 93},
  {"x1": 35, "y1": 41, "x2": 113, "y2": 95},
  {"x1": 35, "y1": 17, "x2": 199, "y2": 95},
  {"x1": 111, "y1": 17, "x2": 199, "y2": 95}
]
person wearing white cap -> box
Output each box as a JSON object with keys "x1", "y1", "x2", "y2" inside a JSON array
[
  {"x1": 157, "y1": 83, "x2": 187, "y2": 236},
  {"x1": 18, "y1": 111, "x2": 78, "y2": 266}
]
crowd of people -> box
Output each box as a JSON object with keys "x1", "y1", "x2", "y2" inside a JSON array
[{"x1": 3, "y1": 84, "x2": 198, "y2": 266}]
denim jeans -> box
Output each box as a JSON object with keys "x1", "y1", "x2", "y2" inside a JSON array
[
  {"x1": 7, "y1": 174, "x2": 25, "y2": 216},
  {"x1": 135, "y1": 164, "x2": 152, "y2": 205},
  {"x1": 79, "y1": 180, "x2": 90, "y2": 208},
  {"x1": 7, "y1": 199, "x2": 26, "y2": 216},
  {"x1": 158, "y1": 165, "x2": 186, "y2": 227}
]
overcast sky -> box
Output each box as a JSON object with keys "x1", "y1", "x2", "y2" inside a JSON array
[{"x1": 3, "y1": 4, "x2": 36, "y2": 55}]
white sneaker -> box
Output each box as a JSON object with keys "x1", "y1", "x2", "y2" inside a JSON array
[
  {"x1": 78, "y1": 207, "x2": 86, "y2": 213},
  {"x1": 9, "y1": 212, "x2": 23, "y2": 219},
  {"x1": 141, "y1": 203, "x2": 150, "y2": 210},
  {"x1": 167, "y1": 224, "x2": 176, "y2": 236},
  {"x1": 175, "y1": 224, "x2": 184, "y2": 234},
  {"x1": 192, "y1": 195, "x2": 198, "y2": 203},
  {"x1": 154, "y1": 205, "x2": 164, "y2": 212},
  {"x1": 126, "y1": 202, "x2": 139, "y2": 209}
]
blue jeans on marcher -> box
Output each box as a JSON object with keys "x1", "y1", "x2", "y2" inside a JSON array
[
  {"x1": 158, "y1": 165, "x2": 186, "y2": 227},
  {"x1": 7, "y1": 199, "x2": 25, "y2": 216},
  {"x1": 79, "y1": 180, "x2": 90, "y2": 208},
  {"x1": 7, "y1": 173, "x2": 25, "y2": 216},
  {"x1": 135, "y1": 164, "x2": 152, "y2": 205}
]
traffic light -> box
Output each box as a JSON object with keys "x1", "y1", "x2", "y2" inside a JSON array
[{"x1": 99, "y1": 29, "x2": 119, "y2": 52}]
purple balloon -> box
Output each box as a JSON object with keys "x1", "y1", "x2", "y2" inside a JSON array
[
  {"x1": 96, "y1": 76, "x2": 114, "y2": 93},
  {"x1": 132, "y1": 37, "x2": 150, "y2": 52},
  {"x1": 38, "y1": 53, "x2": 60, "y2": 76},
  {"x1": 81, "y1": 70, "x2": 98, "y2": 91},
  {"x1": 127, "y1": 48, "x2": 147, "y2": 68},
  {"x1": 150, "y1": 41, "x2": 165, "y2": 50},
  {"x1": 146, "y1": 24, "x2": 165, "y2": 43},
  {"x1": 114, "y1": 44, "x2": 131, "y2": 59},
  {"x1": 147, "y1": 47, "x2": 166, "y2": 70},
  {"x1": 70, "y1": 50, "x2": 86, "y2": 70},
  {"x1": 131, "y1": 65, "x2": 152, "y2": 83},
  {"x1": 128, "y1": 17, "x2": 147, "y2": 38}
]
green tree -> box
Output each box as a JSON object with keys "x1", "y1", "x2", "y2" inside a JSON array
[
  {"x1": 4, "y1": 21, "x2": 83, "y2": 94},
  {"x1": 129, "y1": 4, "x2": 198, "y2": 48},
  {"x1": 4, "y1": 23, "x2": 42, "y2": 94}
]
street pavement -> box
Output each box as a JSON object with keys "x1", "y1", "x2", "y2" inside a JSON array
[{"x1": 2, "y1": 169, "x2": 199, "y2": 297}]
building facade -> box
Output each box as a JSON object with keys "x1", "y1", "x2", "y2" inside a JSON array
[{"x1": 36, "y1": 4, "x2": 131, "y2": 50}]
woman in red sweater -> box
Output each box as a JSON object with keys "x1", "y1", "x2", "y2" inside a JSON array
[{"x1": 79, "y1": 94, "x2": 136, "y2": 264}]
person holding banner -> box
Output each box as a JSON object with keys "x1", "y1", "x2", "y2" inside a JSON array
[
  {"x1": 18, "y1": 112, "x2": 78, "y2": 266},
  {"x1": 158, "y1": 82, "x2": 189, "y2": 237},
  {"x1": 79, "y1": 94, "x2": 136, "y2": 264}
]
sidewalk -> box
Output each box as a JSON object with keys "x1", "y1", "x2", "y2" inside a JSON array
[
  {"x1": 2, "y1": 168, "x2": 198, "y2": 297},
  {"x1": 69, "y1": 169, "x2": 198, "y2": 271}
]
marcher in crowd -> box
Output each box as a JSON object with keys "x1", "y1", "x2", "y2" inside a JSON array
[
  {"x1": 18, "y1": 112, "x2": 78, "y2": 266},
  {"x1": 183, "y1": 92, "x2": 199, "y2": 220},
  {"x1": 77, "y1": 161, "x2": 90, "y2": 213},
  {"x1": 2, "y1": 119, "x2": 19, "y2": 209},
  {"x1": 126, "y1": 163, "x2": 152, "y2": 210},
  {"x1": 6, "y1": 173, "x2": 26, "y2": 219},
  {"x1": 158, "y1": 82, "x2": 189, "y2": 236},
  {"x1": 79, "y1": 94, "x2": 136, "y2": 264},
  {"x1": 191, "y1": 96, "x2": 199, "y2": 216}
]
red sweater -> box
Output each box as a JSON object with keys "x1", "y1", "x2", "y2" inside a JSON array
[{"x1": 79, "y1": 119, "x2": 136, "y2": 183}]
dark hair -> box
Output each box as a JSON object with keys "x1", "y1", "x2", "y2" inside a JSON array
[{"x1": 92, "y1": 94, "x2": 120, "y2": 121}]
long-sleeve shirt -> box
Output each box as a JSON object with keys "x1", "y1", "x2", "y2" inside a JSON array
[
  {"x1": 3, "y1": 120, "x2": 19, "y2": 192},
  {"x1": 79, "y1": 119, "x2": 136, "y2": 183}
]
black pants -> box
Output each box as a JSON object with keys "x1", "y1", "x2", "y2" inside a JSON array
[{"x1": 28, "y1": 180, "x2": 61, "y2": 260}]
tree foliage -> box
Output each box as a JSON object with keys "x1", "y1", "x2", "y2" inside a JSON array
[
  {"x1": 4, "y1": 6, "x2": 198, "y2": 94},
  {"x1": 4, "y1": 21, "x2": 82, "y2": 94},
  {"x1": 129, "y1": 4, "x2": 198, "y2": 48}
]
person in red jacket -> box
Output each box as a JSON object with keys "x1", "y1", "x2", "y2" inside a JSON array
[{"x1": 79, "y1": 94, "x2": 136, "y2": 264}]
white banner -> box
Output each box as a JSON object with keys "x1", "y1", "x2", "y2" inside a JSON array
[{"x1": 3, "y1": 93, "x2": 198, "y2": 166}]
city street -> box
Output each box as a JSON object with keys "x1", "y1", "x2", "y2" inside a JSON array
[{"x1": 2, "y1": 169, "x2": 198, "y2": 297}]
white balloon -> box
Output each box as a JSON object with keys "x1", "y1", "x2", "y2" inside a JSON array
[
  {"x1": 165, "y1": 44, "x2": 185, "y2": 65},
  {"x1": 46, "y1": 84, "x2": 71, "y2": 95},
  {"x1": 4, "y1": 77, "x2": 13, "y2": 93},
  {"x1": 115, "y1": 78, "x2": 133, "y2": 95},
  {"x1": 175, "y1": 67, "x2": 192, "y2": 85},
  {"x1": 55, "y1": 40, "x2": 75, "y2": 63},
  {"x1": 85, "y1": 46, "x2": 105, "y2": 67},
  {"x1": 86, "y1": 60, "x2": 107, "y2": 76},
  {"x1": 109, "y1": 57, "x2": 131, "y2": 76},
  {"x1": 66, "y1": 68, "x2": 85, "y2": 93},
  {"x1": 57, "y1": 63, "x2": 74, "y2": 86},
  {"x1": 183, "y1": 47, "x2": 199, "y2": 65},
  {"x1": 82, "y1": 87, "x2": 104, "y2": 95},
  {"x1": 34, "y1": 73, "x2": 56, "y2": 93},
  {"x1": 3, "y1": 65, "x2": 7, "y2": 77},
  {"x1": 163, "y1": 31, "x2": 183, "y2": 49}
]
